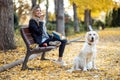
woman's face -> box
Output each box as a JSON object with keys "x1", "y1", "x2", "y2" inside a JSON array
[{"x1": 34, "y1": 8, "x2": 41, "y2": 18}]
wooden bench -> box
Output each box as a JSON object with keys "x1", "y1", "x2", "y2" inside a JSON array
[{"x1": 20, "y1": 26, "x2": 57, "y2": 70}]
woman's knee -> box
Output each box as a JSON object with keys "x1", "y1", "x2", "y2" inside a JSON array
[{"x1": 61, "y1": 39, "x2": 67, "y2": 43}]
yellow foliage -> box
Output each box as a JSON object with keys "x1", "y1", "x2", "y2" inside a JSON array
[
  {"x1": 0, "y1": 28, "x2": 120, "y2": 80},
  {"x1": 69, "y1": 0, "x2": 115, "y2": 20}
]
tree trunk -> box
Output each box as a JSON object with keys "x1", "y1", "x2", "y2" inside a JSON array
[
  {"x1": 73, "y1": 3, "x2": 79, "y2": 33},
  {"x1": 31, "y1": 0, "x2": 37, "y2": 9},
  {"x1": 0, "y1": 0, "x2": 16, "y2": 51},
  {"x1": 54, "y1": 0, "x2": 65, "y2": 36},
  {"x1": 45, "y1": 0, "x2": 49, "y2": 26},
  {"x1": 84, "y1": 9, "x2": 92, "y2": 31}
]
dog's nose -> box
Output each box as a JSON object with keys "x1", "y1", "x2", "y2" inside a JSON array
[{"x1": 91, "y1": 37, "x2": 94, "y2": 41}]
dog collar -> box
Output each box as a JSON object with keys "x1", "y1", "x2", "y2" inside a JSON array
[{"x1": 87, "y1": 42, "x2": 92, "y2": 45}]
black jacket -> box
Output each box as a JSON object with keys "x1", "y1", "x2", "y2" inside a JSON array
[{"x1": 29, "y1": 19, "x2": 43, "y2": 45}]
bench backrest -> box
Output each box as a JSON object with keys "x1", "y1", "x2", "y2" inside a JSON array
[{"x1": 20, "y1": 26, "x2": 35, "y2": 48}]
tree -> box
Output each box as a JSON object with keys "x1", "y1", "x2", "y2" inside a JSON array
[
  {"x1": 45, "y1": 0, "x2": 49, "y2": 26},
  {"x1": 14, "y1": 0, "x2": 31, "y2": 24},
  {"x1": 106, "y1": 7, "x2": 120, "y2": 27},
  {"x1": 105, "y1": 11, "x2": 112, "y2": 26},
  {"x1": 70, "y1": 0, "x2": 115, "y2": 30},
  {"x1": 32, "y1": 0, "x2": 37, "y2": 9},
  {"x1": 0, "y1": 0, "x2": 16, "y2": 51},
  {"x1": 84, "y1": 9, "x2": 92, "y2": 30},
  {"x1": 73, "y1": 2, "x2": 79, "y2": 32},
  {"x1": 54, "y1": 0, "x2": 65, "y2": 36},
  {"x1": 117, "y1": 8, "x2": 120, "y2": 26},
  {"x1": 111, "y1": 7, "x2": 120, "y2": 27},
  {"x1": 111, "y1": 8, "x2": 118, "y2": 26}
]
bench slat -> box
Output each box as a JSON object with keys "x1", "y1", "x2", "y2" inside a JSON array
[
  {"x1": 21, "y1": 28, "x2": 35, "y2": 45},
  {"x1": 23, "y1": 28, "x2": 30, "y2": 33},
  {"x1": 29, "y1": 39, "x2": 35, "y2": 44},
  {"x1": 30, "y1": 46, "x2": 56, "y2": 53}
]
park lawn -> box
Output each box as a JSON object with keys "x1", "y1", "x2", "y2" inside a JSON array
[{"x1": 0, "y1": 27, "x2": 120, "y2": 80}]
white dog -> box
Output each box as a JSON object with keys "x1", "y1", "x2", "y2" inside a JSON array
[{"x1": 68, "y1": 31, "x2": 99, "y2": 72}]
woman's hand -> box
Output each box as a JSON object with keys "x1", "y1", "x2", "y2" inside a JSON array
[
  {"x1": 39, "y1": 14, "x2": 45, "y2": 21},
  {"x1": 39, "y1": 10, "x2": 45, "y2": 21},
  {"x1": 43, "y1": 43, "x2": 47, "y2": 47}
]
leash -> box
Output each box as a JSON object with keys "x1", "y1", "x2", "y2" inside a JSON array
[{"x1": 67, "y1": 25, "x2": 94, "y2": 44}]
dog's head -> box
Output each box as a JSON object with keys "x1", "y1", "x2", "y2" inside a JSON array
[{"x1": 85, "y1": 31, "x2": 99, "y2": 44}]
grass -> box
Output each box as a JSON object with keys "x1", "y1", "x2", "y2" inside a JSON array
[{"x1": 0, "y1": 27, "x2": 120, "y2": 80}]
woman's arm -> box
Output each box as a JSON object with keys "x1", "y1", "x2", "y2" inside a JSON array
[{"x1": 29, "y1": 19, "x2": 43, "y2": 35}]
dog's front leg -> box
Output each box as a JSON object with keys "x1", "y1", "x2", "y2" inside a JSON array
[
  {"x1": 83, "y1": 67, "x2": 87, "y2": 71},
  {"x1": 92, "y1": 54, "x2": 97, "y2": 70},
  {"x1": 83, "y1": 58, "x2": 87, "y2": 71},
  {"x1": 74, "y1": 57, "x2": 81, "y2": 70},
  {"x1": 92, "y1": 61, "x2": 97, "y2": 70},
  {"x1": 75, "y1": 63, "x2": 81, "y2": 70}
]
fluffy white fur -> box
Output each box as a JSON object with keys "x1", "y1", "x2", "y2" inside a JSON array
[{"x1": 68, "y1": 31, "x2": 99, "y2": 72}]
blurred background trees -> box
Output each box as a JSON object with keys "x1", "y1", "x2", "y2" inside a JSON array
[
  {"x1": 0, "y1": 0, "x2": 119, "y2": 50},
  {"x1": 13, "y1": 0, "x2": 120, "y2": 32},
  {"x1": 69, "y1": 0, "x2": 117, "y2": 30},
  {"x1": 72, "y1": 2, "x2": 79, "y2": 33},
  {"x1": 106, "y1": 7, "x2": 120, "y2": 27},
  {"x1": 54, "y1": 0, "x2": 65, "y2": 35}
]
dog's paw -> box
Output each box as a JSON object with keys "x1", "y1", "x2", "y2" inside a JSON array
[
  {"x1": 76, "y1": 68, "x2": 81, "y2": 71},
  {"x1": 91, "y1": 66, "x2": 98, "y2": 70},
  {"x1": 93, "y1": 66, "x2": 97, "y2": 69},
  {"x1": 83, "y1": 67, "x2": 87, "y2": 71},
  {"x1": 93, "y1": 67, "x2": 98, "y2": 70},
  {"x1": 67, "y1": 69, "x2": 73, "y2": 73},
  {"x1": 83, "y1": 69, "x2": 87, "y2": 71}
]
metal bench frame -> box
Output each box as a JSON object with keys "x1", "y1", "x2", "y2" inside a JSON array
[{"x1": 20, "y1": 26, "x2": 56, "y2": 70}]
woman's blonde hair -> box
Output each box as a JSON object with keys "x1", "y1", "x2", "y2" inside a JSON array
[
  {"x1": 31, "y1": 5, "x2": 41, "y2": 25},
  {"x1": 31, "y1": 5, "x2": 41, "y2": 18}
]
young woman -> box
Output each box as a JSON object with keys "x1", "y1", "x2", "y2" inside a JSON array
[{"x1": 29, "y1": 5, "x2": 67, "y2": 66}]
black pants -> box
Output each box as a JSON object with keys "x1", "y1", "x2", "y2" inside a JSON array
[{"x1": 40, "y1": 37, "x2": 67, "y2": 57}]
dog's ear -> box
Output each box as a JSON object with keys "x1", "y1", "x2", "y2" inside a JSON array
[
  {"x1": 95, "y1": 32, "x2": 99, "y2": 40},
  {"x1": 95, "y1": 32, "x2": 99, "y2": 43}
]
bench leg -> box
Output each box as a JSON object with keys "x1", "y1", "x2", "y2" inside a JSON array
[
  {"x1": 21, "y1": 51, "x2": 31, "y2": 70},
  {"x1": 41, "y1": 52, "x2": 49, "y2": 60}
]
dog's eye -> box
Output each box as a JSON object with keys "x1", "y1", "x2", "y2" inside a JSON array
[
  {"x1": 93, "y1": 34, "x2": 95, "y2": 35},
  {"x1": 89, "y1": 34, "x2": 91, "y2": 36}
]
